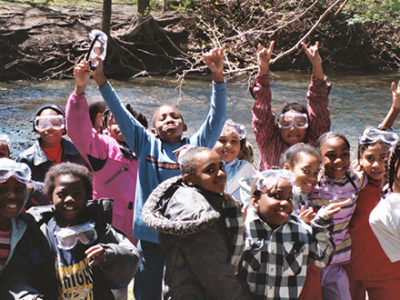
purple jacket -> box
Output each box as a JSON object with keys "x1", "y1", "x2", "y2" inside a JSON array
[{"x1": 66, "y1": 93, "x2": 138, "y2": 243}]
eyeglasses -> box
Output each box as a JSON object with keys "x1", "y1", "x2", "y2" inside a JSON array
[
  {"x1": 222, "y1": 119, "x2": 247, "y2": 140},
  {"x1": 55, "y1": 221, "x2": 98, "y2": 250},
  {"x1": 0, "y1": 158, "x2": 31, "y2": 184},
  {"x1": 277, "y1": 112, "x2": 309, "y2": 129},
  {"x1": 255, "y1": 169, "x2": 294, "y2": 193},
  {"x1": 34, "y1": 115, "x2": 65, "y2": 131},
  {"x1": 359, "y1": 128, "x2": 398, "y2": 148}
]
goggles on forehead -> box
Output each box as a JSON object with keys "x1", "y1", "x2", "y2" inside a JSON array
[
  {"x1": 0, "y1": 158, "x2": 31, "y2": 184},
  {"x1": 55, "y1": 221, "x2": 98, "y2": 250},
  {"x1": 34, "y1": 115, "x2": 65, "y2": 131},
  {"x1": 277, "y1": 112, "x2": 309, "y2": 129},
  {"x1": 255, "y1": 169, "x2": 294, "y2": 193},
  {"x1": 222, "y1": 119, "x2": 247, "y2": 140},
  {"x1": 359, "y1": 128, "x2": 399, "y2": 148},
  {"x1": 0, "y1": 134, "x2": 11, "y2": 148}
]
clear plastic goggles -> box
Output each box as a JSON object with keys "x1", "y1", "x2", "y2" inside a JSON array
[
  {"x1": 277, "y1": 112, "x2": 309, "y2": 129},
  {"x1": 222, "y1": 119, "x2": 247, "y2": 140},
  {"x1": 55, "y1": 221, "x2": 98, "y2": 250},
  {"x1": 34, "y1": 115, "x2": 65, "y2": 131},
  {"x1": 0, "y1": 158, "x2": 31, "y2": 184},
  {"x1": 359, "y1": 128, "x2": 399, "y2": 148},
  {"x1": 87, "y1": 30, "x2": 108, "y2": 70},
  {"x1": 255, "y1": 169, "x2": 294, "y2": 193},
  {"x1": 0, "y1": 134, "x2": 11, "y2": 148}
]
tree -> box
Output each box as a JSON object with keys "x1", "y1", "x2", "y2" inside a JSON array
[
  {"x1": 138, "y1": 0, "x2": 150, "y2": 15},
  {"x1": 101, "y1": 0, "x2": 112, "y2": 36}
]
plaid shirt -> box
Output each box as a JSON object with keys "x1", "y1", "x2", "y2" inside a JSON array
[
  {"x1": 238, "y1": 208, "x2": 334, "y2": 299},
  {"x1": 250, "y1": 74, "x2": 331, "y2": 170}
]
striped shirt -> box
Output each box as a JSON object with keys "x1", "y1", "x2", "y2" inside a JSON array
[
  {"x1": 0, "y1": 229, "x2": 11, "y2": 270},
  {"x1": 250, "y1": 74, "x2": 331, "y2": 170},
  {"x1": 306, "y1": 170, "x2": 367, "y2": 265}
]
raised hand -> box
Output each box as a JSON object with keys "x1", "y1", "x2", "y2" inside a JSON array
[
  {"x1": 203, "y1": 47, "x2": 224, "y2": 83},
  {"x1": 257, "y1": 41, "x2": 275, "y2": 76},
  {"x1": 320, "y1": 198, "x2": 352, "y2": 219},
  {"x1": 301, "y1": 41, "x2": 324, "y2": 80},
  {"x1": 299, "y1": 205, "x2": 316, "y2": 225},
  {"x1": 73, "y1": 60, "x2": 90, "y2": 95},
  {"x1": 91, "y1": 56, "x2": 108, "y2": 87},
  {"x1": 392, "y1": 79, "x2": 400, "y2": 110},
  {"x1": 85, "y1": 244, "x2": 106, "y2": 267}
]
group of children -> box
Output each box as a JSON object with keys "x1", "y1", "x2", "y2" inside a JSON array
[{"x1": 0, "y1": 40, "x2": 400, "y2": 300}]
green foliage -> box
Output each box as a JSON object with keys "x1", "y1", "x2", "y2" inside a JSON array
[{"x1": 344, "y1": 0, "x2": 400, "y2": 26}]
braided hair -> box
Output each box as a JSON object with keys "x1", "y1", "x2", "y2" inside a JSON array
[{"x1": 388, "y1": 140, "x2": 400, "y2": 191}]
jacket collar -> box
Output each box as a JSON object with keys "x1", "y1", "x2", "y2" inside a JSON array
[{"x1": 32, "y1": 138, "x2": 79, "y2": 166}]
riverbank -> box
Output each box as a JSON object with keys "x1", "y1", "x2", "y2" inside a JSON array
[{"x1": 1, "y1": 0, "x2": 399, "y2": 81}]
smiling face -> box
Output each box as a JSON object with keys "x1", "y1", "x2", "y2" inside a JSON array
[
  {"x1": 184, "y1": 150, "x2": 227, "y2": 194},
  {"x1": 252, "y1": 177, "x2": 293, "y2": 227},
  {"x1": 320, "y1": 137, "x2": 351, "y2": 179},
  {"x1": 151, "y1": 105, "x2": 187, "y2": 143},
  {"x1": 37, "y1": 109, "x2": 64, "y2": 148},
  {"x1": 284, "y1": 152, "x2": 320, "y2": 194},
  {"x1": 359, "y1": 142, "x2": 389, "y2": 181},
  {"x1": 0, "y1": 177, "x2": 27, "y2": 230},
  {"x1": 52, "y1": 174, "x2": 88, "y2": 227},
  {"x1": 279, "y1": 110, "x2": 307, "y2": 146},
  {"x1": 213, "y1": 131, "x2": 241, "y2": 163}
]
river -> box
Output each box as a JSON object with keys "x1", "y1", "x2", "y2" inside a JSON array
[{"x1": 1, "y1": 71, "x2": 400, "y2": 166}]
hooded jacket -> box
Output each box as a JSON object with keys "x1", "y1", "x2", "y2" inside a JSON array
[
  {"x1": 0, "y1": 199, "x2": 141, "y2": 300},
  {"x1": 142, "y1": 176, "x2": 247, "y2": 300}
]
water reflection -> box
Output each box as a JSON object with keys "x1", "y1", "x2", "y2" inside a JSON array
[{"x1": 1, "y1": 71, "x2": 400, "y2": 167}]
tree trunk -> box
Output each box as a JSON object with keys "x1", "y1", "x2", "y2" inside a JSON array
[
  {"x1": 101, "y1": 0, "x2": 112, "y2": 36},
  {"x1": 138, "y1": 0, "x2": 150, "y2": 15}
]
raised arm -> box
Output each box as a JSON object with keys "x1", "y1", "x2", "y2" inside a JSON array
[
  {"x1": 302, "y1": 41, "x2": 331, "y2": 141},
  {"x1": 379, "y1": 80, "x2": 400, "y2": 130},
  {"x1": 191, "y1": 48, "x2": 227, "y2": 147}
]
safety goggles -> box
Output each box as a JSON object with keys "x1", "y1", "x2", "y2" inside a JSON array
[
  {"x1": 34, "y1": 115, "x2": 65, "y2": 131},
  {"x1": 0, "y1": 134, "x2": 11, "y2": 148},
  {"x1": 359, "y1": 128, "x2": 398, "y2": 148},
  {"x1": 55, "y1": 221, "x2": 98, "y2": 250},
  {"x1": 0, "y1": 158, "x2": 31, "y2": 184},
  {"x1": 222, "y1": 119, "x2": 247, "y2": 140},
  {"x1": 277, "y1": 112, "x2": 309, "y2": 129},
  {"x1": 255, "y1": 169, "x2": 294, "y2": 193}
]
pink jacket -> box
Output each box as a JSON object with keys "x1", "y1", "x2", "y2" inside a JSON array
[{"x1": 66, "y1": 93, "x2": 138, "y2": 243}]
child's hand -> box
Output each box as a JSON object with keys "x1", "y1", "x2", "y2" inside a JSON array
[
  {"x1": 203, "y1": 47, "x2": 224, "y2": 83},
  {"x1": 91, "y1": 56, "x2": 108, "y2": 87},
  {"x1": 241, "y1": 202, "x2": 249, "y2": 222},
  {"x1": 257, "y1": 41, "x2": 274, "y2": 76},
  {"x1": 301, "y1": 41, "x2": 324, "y2": 80},
  {"x1": 320, "y1": 199, "x2": 352, "y2": 219},
  {"x1": 73, "y1": 60, "x2": 90, "y2": 95},
  {"x1": 85, "y1": 244, "x2": 106, "y2": 267},
  {"x1": 392, "y1": 79, "x2": 400, "y2": 110},
  {"x1": 299, "y1": 206, "x2": 316, "y2": 225}
]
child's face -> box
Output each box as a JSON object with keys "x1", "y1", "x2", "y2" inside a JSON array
[
  {"x1": 285, "y1": 152, "x2": 320, "y2": 194},
  {"x1": 320, "y1": 137, "x2": 350, "y2": 179},
  {"x1": 0, "y1": 177, "x2": 26, "y2": 226},
  {"x1": 151, "y1": 105, "x2": 187, "y2": 143},
  {"x1": 279, "y1": 110, "x2": 307, "y2": 146},
  {"x1": 252, "y1": 177, "x2": 293, "y2": 227},
  {"x1": 37, "y1": 109, "x2": 64, "y2": 148},
  {"x1": 359, "y1": 142, "x2": 389, "y2": 181},
  {"x1": 213, "y1": 131, "x2": 241, "y2": 163},
  {"x1": 0, "y1": 142, "x2": 10, "y2": 158},
  {"x1": 108, "y1": 116, "x2": 125, "y2": 143},
  {"x1": 52, "y1": 174, "x2": 88, "y2": 227},
  {"x1": 185, "y1": 150, "x2": 227, "y2": 194}
]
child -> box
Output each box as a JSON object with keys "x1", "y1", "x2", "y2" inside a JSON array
[
  {"x1": 66, "y1": 61, "x2": 148, "y2": 244},
  {"x1": 346, "y1": 128, "x2": 400, "y2": 300},
  {"x1": 251, "y1": 41, "x2": 331, "y2": 170},
  {"x1": 238, "y1": 169, "x2": 348, "y2": 299},
  {"x1": 213, "y1": 119, "x2": 256, "y2": 204},
  {"x1": 0, "y1": 162, "x2": 141, "y2": 299},
  {"x1": 0, "y1": 158, "x2": 31, "y2": 277},
  {"x1": 88, "y1": 96, "x2": 107, "y2": 133},
  {"x1": 90, "y1": 48, "x2": 226, "y2": 299},
  {"x1": 307, "y1": 131, "x2": 367, "y2": 300},
  {"x1": 0, "y1": 134, "x2": 11, "y2": 158},
  {"x1": 142, "y1": 146, "x2": 246, "y2": 299}
]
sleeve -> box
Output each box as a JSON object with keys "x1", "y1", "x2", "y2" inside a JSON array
[
  {"x1": 308, "y1": 213, "x2": 335, "y2": 267},
  {"x1": 189, "y1": 81, "x2": 227, "y2": 148},
  {"x1": 65, "y1": 93, "x2": 108, "y2": 165},
  {"x1": 307, "y1": 75, "x2": 332, "y2": 142},
  {"x1": 99, "y1": 226, "x2": 142, "y2": 286},
  {"x1": 98, "y1": 82, "x2": 150, "y2": 158},
  {"x1": 249, "y1": 74, "x2": 279, "y2": 158}
]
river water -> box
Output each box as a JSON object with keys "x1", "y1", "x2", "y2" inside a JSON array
[{"x1": 1, "y1": 71, "x2": 400, "y2": 166}]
